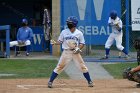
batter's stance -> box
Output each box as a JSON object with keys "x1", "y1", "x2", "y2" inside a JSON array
[
  {"x1": 48, "y1": 16, "x2": 94, "y2": 88},
  {"x1": 103, "y1": 10, "x2": 129, "y2": 59}
]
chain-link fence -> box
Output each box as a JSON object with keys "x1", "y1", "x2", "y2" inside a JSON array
[
  {"x1": 82, "y1": 0, "x2": 137, "y2": 59},
  {"x1": 51, "y1": 0, "x2": 137, "y2": 59}
]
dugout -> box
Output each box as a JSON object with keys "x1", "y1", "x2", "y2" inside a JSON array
[{"x1": 0, "y1": 0, "x2": 52, "y2": 52}]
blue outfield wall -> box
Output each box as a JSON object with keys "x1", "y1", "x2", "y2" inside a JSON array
[{"x1": 61, "y1": 0, "x2": 121, "y2": 45}]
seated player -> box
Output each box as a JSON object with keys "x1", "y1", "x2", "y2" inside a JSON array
[{"x1": 10, "y1": 18, "x2": 33, "y2": 56}]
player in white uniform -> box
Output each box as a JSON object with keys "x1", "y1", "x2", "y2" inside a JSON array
[
  {"x1": 48, "y1": 16, "x2": 94, "y2": 88},
  {"x1": 104, "y1": 10, "x2": 129, "y2": 59}
]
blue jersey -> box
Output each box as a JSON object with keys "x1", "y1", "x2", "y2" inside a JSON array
[{"x1": 17, "y1": 26, "x2": 33, "y2": 41}]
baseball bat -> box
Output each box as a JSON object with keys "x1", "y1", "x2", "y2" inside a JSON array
[{"x1": 121, "y1": 9, "x2": 127, "y2": 19}]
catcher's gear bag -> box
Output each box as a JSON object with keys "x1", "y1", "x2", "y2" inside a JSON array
[
  {"x1": 123, "y1": 67, "x2": 140, "y2": 83},
  {"x1": 18, "y1": 40, "x2": 25, "y2": 45}
]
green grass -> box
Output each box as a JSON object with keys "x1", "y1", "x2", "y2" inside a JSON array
[
  {"x1": 0, "y1": 59, "x2": 69, "y2": 79},
  {"x1": 102, "y1": 62, "x2": 138, "y2": 79}
]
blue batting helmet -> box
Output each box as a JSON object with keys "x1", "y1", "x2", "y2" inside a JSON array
[
  {"x1": 22, "y1": 18, "x2": 28, "y2": 24},
  {"x1": 110, "y1": 10, "x2": 117, "y2": 20},
  {"x1": 66, "y1": 16, "x2": 78, "y2": 27}
]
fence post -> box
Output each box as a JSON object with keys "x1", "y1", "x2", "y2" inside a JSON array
[
  {"x1": 125, "y1": 0, "x2": 130, "y2": 53},
  {"x1": 6, "y1": 29, "x2": 10, "y2": 58}
]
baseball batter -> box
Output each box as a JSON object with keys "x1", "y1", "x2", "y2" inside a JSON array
[
  {"x1": 48, "y1": 16, "x2": 94, "y2": 88},
  {"x1": 103, "y1": 10, "x2": 129, "y2": 59}
]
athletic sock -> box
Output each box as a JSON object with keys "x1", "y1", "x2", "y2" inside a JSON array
[
  {"x1": 26, "y1": 45, "x2": 30, "y2": 53},
  {"x1": 105, "y1": 48, "x2": 110, "y2": 57},
  {"x1": 83, "y1": 72, "x2": 92, "y2": 82},
  {"x1": 49, "y1": 71, "x2": 58, "y2": 82},
  {"x1": 122, "y1": 49, "x2": 128, "y2": 55}
]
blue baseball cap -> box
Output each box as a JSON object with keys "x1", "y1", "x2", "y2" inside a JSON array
[{"x1": 22, "y1": 18, "x2": 28, "y2": 24}]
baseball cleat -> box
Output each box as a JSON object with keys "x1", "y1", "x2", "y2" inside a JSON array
[
  {"x1": 125, "y1": 55, "x2": 130, "y2": 60},
  {"x1": 48, "y1": 82, "x2": 53, "y2": 88},
  {"x1": 88, "y1": 81, "x2": 94, "y2": 87}
]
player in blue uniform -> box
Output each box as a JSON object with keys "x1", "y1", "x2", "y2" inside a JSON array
[{"x1": 10, "y1": 18, "x2": 33, "y2": 56}]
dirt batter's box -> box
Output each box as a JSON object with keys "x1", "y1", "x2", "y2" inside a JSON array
[{"x1": 0, "y1": 25, "x2": 10, "y2": 58}]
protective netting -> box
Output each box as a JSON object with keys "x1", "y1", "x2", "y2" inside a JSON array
[{"x1": 82, "y1": 0, "x2": 137, "y2": 59}]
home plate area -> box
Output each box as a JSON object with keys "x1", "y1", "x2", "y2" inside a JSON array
[{"x1": 0, "y1": 79, "x2": 140, "y2": 93}]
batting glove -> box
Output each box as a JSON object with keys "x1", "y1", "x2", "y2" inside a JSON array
[
  {"x1": 50, "y1": 39, "x2": 56, "y2": 45},
  {"x1": 73, "y1": 47, "x2": 82, "y2": 54}
]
